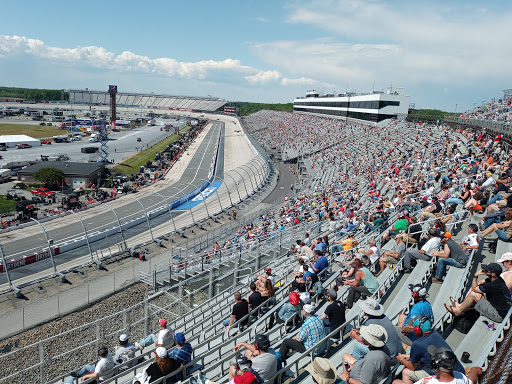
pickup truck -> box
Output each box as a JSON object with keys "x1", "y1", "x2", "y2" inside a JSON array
[
  {"x1": 14, "y1": 143, "x2": 32, "y2": 149},
  {"x1": 30, "y1": 187, "x2": 56, "y2": 197}
]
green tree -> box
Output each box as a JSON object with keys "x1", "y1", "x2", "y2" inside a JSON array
[{"x1": 32, "y1": 168, "x2": 64, "y2": 188}]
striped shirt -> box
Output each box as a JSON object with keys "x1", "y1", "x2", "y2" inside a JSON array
[{"x1": 298, "y1": 315, "x2": 326, "y2": 355}]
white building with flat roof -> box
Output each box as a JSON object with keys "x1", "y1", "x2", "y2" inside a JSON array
[
  {"x1": 0, "y1": 135, "x2": 41, "y2": 148},
  {"x1": 293, "y1": 87, "x2": 410, "y2": 125}
]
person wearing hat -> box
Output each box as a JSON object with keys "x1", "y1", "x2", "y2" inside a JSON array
[
  {"x1": 402, "y1": 228, "x2": 441, "y2": 273},
  {"x1": 168, "y1": 333, "x2": 193, "y2": 379},
  {"x1": 352, "y1": 298, "x2": 403, "y2": 364},
  {"x1": 268, "y1": 292, "x2": 301, "y2": 329},
  {"x1": 392, "y1": 346, "x2": 481, "y2": 384},
  {"x1": 195, "y1": 354, "x2": 258, "y2": 384},
  {"x1": 67, "y1": 346, "x2": 116, "y2": 382},
  {"x1": 498, "y1": 252, "x2": 512, "y2": 293},
  {"x1": 381, "y1": 212, "x2": 409, "y2": 242},
  {"x1": 115, "y1": 334, "x2": 137, "y2": 367},
  {"x1": 431, "y1": 232, "x2": 468, "y2": 283},
  {"x1": 445, "y1": 263, "x2": 512, "y2": 322},
  {"x1": 278, "y1": 304, "x2": 326, "y2": 364},
  {"x1": 339, "y1": 324, "x2": 391, "y2": 384},
  {"x1": 379, "y1": 234, "x2": 407, "y2": 273},
  {"x1": 305, "y1": 357, "x2": 337, "y2": 384},
  {"x1": 320, "y1": 288, "x2": 346, "y2": 337},
  {"x1": 138, "y1": 318, "x2": 176, "y2": 350},
  {"x1": 397, "y1": 285, "x2": 433, "y2": 345},
  {"x1": 395, "y1": 318, "x2": 464, "y2": 384},
  {"x1": 144, "y1": 347, "x2": 182, "y2": 383},
  {"x1": 233, "y1": 334, "x2": 277, "y2": 383}
]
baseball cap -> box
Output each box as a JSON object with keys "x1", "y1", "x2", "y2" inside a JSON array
[
  {"x1": 442, "y1": 232, "x2": 452, "y2": 238},
  {"x1": 119, "y1": 334, "x2": 129, "y2": 342},
  {"x1": 303, "y1": 304, "x2": 315, "y2": 314},
  {"x1": 482, "y1": 263, "x2": 503, "y2": 275},
  {"x1": 289, "y1": 291, "x2": 300, "y2": 305},
  {"x1": 408, "y1": 284, "x2": 428, "y2": 298},
  {"x1": 265, "y1": 267, "x2": 272, "y2": 274},
  {"x1": 498, "y1": 252, "x2": 512, "y2": 263},
  {"x1": 427, "y1": 345, "x2": 452, "y2": 357},
  {"x1": 175, "y1": 332, "x2": 186, "y2": 344},
  {"x1": 155, "y1": 347, "x2": 167, "y2": 358},
  {"x1": 325, "y1": 288, "x2": 337, "y2": 300},
  {"x1": 255, "y1": 334, "x2": 270, "y2": 350},
  {"x1": 159, "y1": 318, "x2": 167, "y2": 327}
]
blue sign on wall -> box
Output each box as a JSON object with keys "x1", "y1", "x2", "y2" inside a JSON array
[{"x1": 174, "y1": 181, "x2": 222, "y2": 210}]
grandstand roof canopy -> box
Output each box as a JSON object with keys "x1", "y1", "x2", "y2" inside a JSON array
[{"x1": 67, "y1": 89, "x2": 226, "y2": 112}]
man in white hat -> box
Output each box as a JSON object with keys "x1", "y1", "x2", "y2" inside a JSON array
[
  {"x1": 305, "y1": 357, "x2": 337, "y2": 384},
  {"x1": 115, "y1": 334, "x2": 137, "y2": 367},
  {"x1": 338, "y1": 324, "x2": 391, "y2": 384},
  {"x1": 348, "y1": 298, "x2": 403, "y2": 364},
  {"x1": 498, "y1": 252, "x2": 512, "y2": 293}
]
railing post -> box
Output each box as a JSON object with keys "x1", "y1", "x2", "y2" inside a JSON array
[
  {"x1": 209, "y1": 268, "x2": 214, "y2": 299},
  {"x1": 39, "y1": 341, "x2": 45, "y2": 384},
  {"x1": 0, "y1": 245, "x2": 12, "y2": 290},
  {"x1": 178, "y1": 284, "x2": 184, "y2": 316}
]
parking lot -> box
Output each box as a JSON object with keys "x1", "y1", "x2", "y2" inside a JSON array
[{"x1": 0, "y1": 116, "x2": 187, "y2": 166}]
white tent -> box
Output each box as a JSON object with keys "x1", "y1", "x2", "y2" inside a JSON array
[{"x1": 0, "y1": 135, "x2": 41, "y2": 148}]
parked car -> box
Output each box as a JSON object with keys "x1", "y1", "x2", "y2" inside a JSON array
[
  {"x1": 40, "y1": 140, "x2": 52, "y2": 145},
  {"x1": 14, "y1": 143, "x2": 32, "y2": 149},
  {"x1": 30, "y1": 187, "x2": 56, "y2": 197}
]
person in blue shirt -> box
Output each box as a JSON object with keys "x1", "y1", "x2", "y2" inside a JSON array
[
  {"x1": 396, "y1": 284, "x2": 434, "y2": 346},
  {"x1": 168, "y1": 333, "x2": 193, "y2": 380},
  {"x1": 310, "y1": 250, "x2": 329, "y2": 276},
  {"x1": 314, "y1": 238, "x2": 328, "y2": 252},
  {"x1": 395, "y1": 317, "x2": 464, "y2": 384},
  {"x1": 268, "y1": 292, "x2": 301, "y2": 328}
]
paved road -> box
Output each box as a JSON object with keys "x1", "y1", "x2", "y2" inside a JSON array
[{"x1": 0, "y1": 122, "x2": 224, "y2": 283}]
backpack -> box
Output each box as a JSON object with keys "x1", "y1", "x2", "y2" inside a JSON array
[{"x1": 452, "y1": 309, "x2": 480, "y2": 334}]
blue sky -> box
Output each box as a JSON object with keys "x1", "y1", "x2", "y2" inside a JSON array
[{"x1": 0, "y1": 0, "x2": 510, "y2": 111}]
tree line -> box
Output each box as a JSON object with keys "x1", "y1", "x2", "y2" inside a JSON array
[{"x1": 0, "y1": 86, "x2": 69, "y2": 101}]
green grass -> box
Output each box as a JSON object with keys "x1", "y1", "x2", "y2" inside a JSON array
[
  {"x1": 0, "y1": 124, "x2": 62, "y2": 138},
  {"x1": 113, "y1": 126, "x2": 191, "y2": 176},
  {"x1": 0, "y1": 195, "x2": 16, "y2": 213},
  {"x1": 236, "y1": 102, "x2": 294, "y2": 116}
]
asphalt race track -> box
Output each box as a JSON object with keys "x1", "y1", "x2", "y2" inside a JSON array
[{"x1": 0, "y1": 122, "x2": 225, "y2": 284}]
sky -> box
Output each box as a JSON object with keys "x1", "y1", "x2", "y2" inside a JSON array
[{"x1": 0, "y1": 0, "x2": 510, "y2": 111}]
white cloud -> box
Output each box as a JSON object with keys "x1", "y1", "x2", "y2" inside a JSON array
[
  {"x1": 245, "y1": 70, "x2": 282, "y2": 84},
  {"x1": 280, "y1": 77, "x2": 315, "y2": 86},
  {"x1": 0, "y1": 34, "x2": 324, "y2": 94},
  {"x1": 248, "y1": 0, "x2": 512, "y2": 96},
  {"x1": 254, "y1": 17, "x2": 270, "y2": 23}
]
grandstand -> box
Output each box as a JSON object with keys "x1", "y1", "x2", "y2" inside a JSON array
[
  {"x1": 67, "y1": 90, "x2": 226, "y2": 112},
  {"x1": 1, "y1": 106, "x2": 512, "y2": 384}
]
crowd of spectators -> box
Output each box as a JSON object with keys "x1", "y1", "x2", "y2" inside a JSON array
[
  {"x1": 55, "y1": 109, "x2": 512, "y2": 384},
  {"x1": 460, "y1": 97, "x2": 512, "y2": 124}
]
